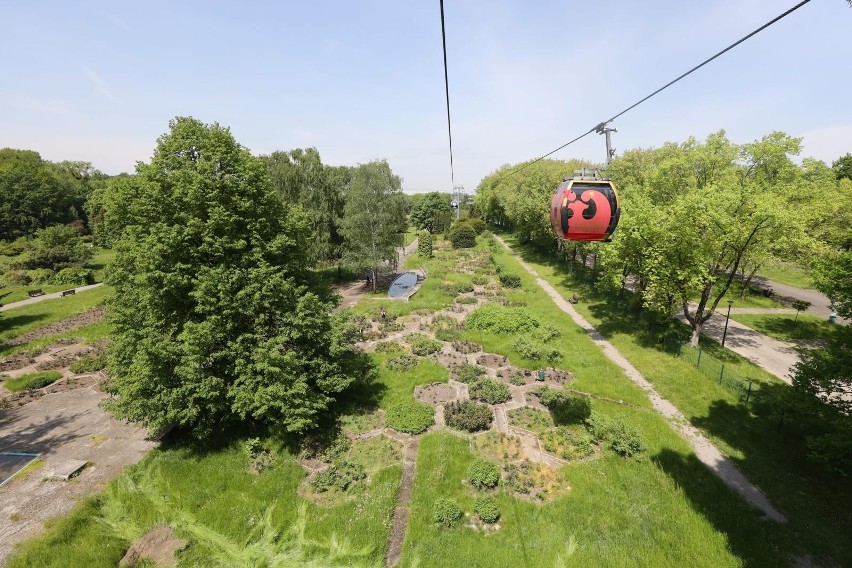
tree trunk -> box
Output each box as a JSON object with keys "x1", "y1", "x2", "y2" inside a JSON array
[
  {"x1": 690, "y1": 323, "x2": 701, "y2": 346},
  {"x1": 371, "y1": 267, "x2": 377, "y2": 294}
]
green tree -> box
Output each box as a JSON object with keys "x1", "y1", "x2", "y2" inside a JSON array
[
  {"x1": 0, "y1": 149, "x2": 79, "y2": 240},
  {"x1": 340, "y1": 160, "x2": 407, "y2": 293},
  {"x1": 604, "y1": 131, "x2": 809, "y2": 345},
  {"x1": 812, "y1": 250, "x2": 852, "y2": 319},
  {"x1": 418, "y1": 230, "x2": 433, "y2": 258},
  {"x1": 263, "y1": 148, "x2": 345, "y2": 264},
  {"x1": 410, "y1": 191, "x2": 452, "y2": 233},
  {"x1": 104, "y1": 117, "x2": 359, "y2": 437},
  {"x1": 832, "y1": 153, "x2": 852, "y2": 181},
  {"x1": 791, "y1": 299, "x2": 811, "y2": 321},
  {"x1": 13, "y1": 224, "x2": 93, "y2": 271}
]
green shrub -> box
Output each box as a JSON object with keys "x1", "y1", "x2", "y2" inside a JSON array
[
  {"x1": 27, "y1": 268, "x2": 55, "y2": 285},
  {"x1": 586, "y1": 412, "x2": 644, "y2": 457},
  {"x1": 311, "y1": 461, "x2": 366, "y2": 492},
  {"x1": 386, "y1": 354, "x2": 419, "y2": 371},
  {"x1": 5, "y1": 371, "x2": 62, "y2": 392},
  {"x1": 473, "y1": 495, "x2": 500, "y2": 523},
  {"x1": 540, "y1": 426, "x2": 595, "y2": 460},
  {"x1": 418, "y1": 230, "x2": 433, "y2": 258},
  {"x1": 509, "y1": 371, "x2": 527, "y2": 386},
  {"x1": 410, "y1": 336, "x2": 443, "y2": 356},
  {"x1": 3, "y1": 270, "x2": 31, "y2": 286},
  {"x1": 452, "y1": 340, "x2": 480, "y2": 354},
  {"x1": 471, "y1": 274, "x2": 488, "y2": 285},
  {"x1": 449, "y1": 224, "x2": 476, "y2": 249},
  {"x1": 386, "y1": 401, "x2": 434, "y2": 434},
  {"x1": 465, "y1": 304, "x2": 539, "y2": 335},
  {"x1": 533, "y1": 322, "x2": 561, "y2": 342},
  {"x1": 445, "y1": 400, "x2": 492, "y2": 432},
  {"x1": 511, "y1": 337, "x2": 561, "y2": 363},
  {"x1": 69, "y1": 354, "x2": 107, "y2": 373},
  {"x1": 455, "y1": 295, "x2": 477, "y2": 305},
  {"x1": 464, "y1": 218, "x2": 487, "y2": 234},
  {"x1": 453, "y1": 363, "x2": 486, "y2": 383},
  {"x1": 0, "y1": 237, "x2": 28, "y2": 257},
  {"x1": 535, "y1": 388, "x2": 591, "y2": 424},
  {"x1": 54, "y1": 267, "x2": 95, "y2": 286},
  {"x1": 243, "y1": 437, "x2": 274, "y2": 473},
  {"x1": 433, "y1": 497, "x2": 463, "y2": 527},
  {"x1": 498, "y1": 273, "x2": 522, "y2": 288},
  {"x1": 374, "y1": 341, "x2": 404, "y2": 354},
  {"x1": 468, "y1": 459, "x2": 500, "y2": 489},
  {"x1": 469, "y1": 379, "x2": 511, "y2": 404},
  {"x1": 435, "y1": 328, "x2": 461, "y2": 342}
]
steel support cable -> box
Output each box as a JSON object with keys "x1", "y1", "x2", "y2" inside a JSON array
[
  {"x1": 500, "y1": 0, "x2": 813, "y2": 181},
  {"x1": 440, "y1": 0, "x2": 456, "y2": 189}
]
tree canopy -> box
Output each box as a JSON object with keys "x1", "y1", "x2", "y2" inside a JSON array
[
  {"x1": 104, "y1": 117, "x2": 361, "y2": 437},
  {"x1": 340, "y1": 160, "x2": 407, "y2": 292},
  {"x1": 409, "y1": 191, "x2": 453, "y2": 233}
]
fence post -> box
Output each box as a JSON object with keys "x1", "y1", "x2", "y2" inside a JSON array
[
  {"x1": 697, "y1": 348, "x2": 702, "y2": 368},
  {"x1": 719, "y1": 364, "x2": 724, "y2": 383},
  {"x1": 746, "y1": 380, "x2": 753, "y2": 403}
]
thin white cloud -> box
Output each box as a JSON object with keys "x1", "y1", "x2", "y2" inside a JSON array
[
  {"x1": 0, "y1": 94, "x2": 71, "y2": 115},
  {"x1": 83, "y1": 67, "x2": 116, "y2": 101}
]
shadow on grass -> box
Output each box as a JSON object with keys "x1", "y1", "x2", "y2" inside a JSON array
[
  {"x1": 744, "y1": 316, "x2": 836, "y2": 343},
  {"x1": 0, "y1": 313, "x2": 48, "y2": 336},
  {"x1": 653, "y1": 448, "x2": 788, "y2": 567}
]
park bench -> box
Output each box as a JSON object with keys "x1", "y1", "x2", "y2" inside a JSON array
[
  {"x1": 61, "y1": 289, "x2": 76, "y2": 297},
  {"x1": 27, "y1": 289, "x2": 44, "y2": 298},
  {"x1": 569, "y1": 294, "x2": 580, "y2": 304}
]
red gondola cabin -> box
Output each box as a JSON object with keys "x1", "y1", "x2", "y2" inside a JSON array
[{"x1": 550, "y1": 175, "x2": 620, "y2": 242}]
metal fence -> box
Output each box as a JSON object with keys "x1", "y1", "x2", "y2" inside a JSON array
[{"x1": 678, "y1": 344, "x2": 756, "y2": 403}]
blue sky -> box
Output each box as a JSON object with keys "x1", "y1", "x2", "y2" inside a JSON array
[{"x1": 2, "y1": 0, "x2": 850, "y2": 193}]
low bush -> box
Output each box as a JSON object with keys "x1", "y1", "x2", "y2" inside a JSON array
[
  {"x1": 311, "y1": 461, "x2": 366, "y2": 492},
  {"x1": 455, "y1": 295, "x2": 477, "y2": 305},
  {"x1": 533, "y1": 322, "x2": 561, "y2": 342},
  {"x1": 536, "y1": 388, "x2": 591, "y2": 424},
  {"x1": 418, "y1": 230, "x2": 433, "y2": 258},
  {"x1": 386, "y1": 401, "x2": 434, "y2": 434},
  {"x1": 374, "y1": 341, "x2": 404, "y2": 354},
  {"x1": 586, "y1": 412, "x2": 644, "y2": 457},
  {"x1": 5, "y1": 371, "x2": 62, "y2": 393},
  {"x1": 69, "y1": 354, "x2": 107, "y2": 373},
  {"x1": 386, "y1": 354, "x2": 419, "y2": 371},
  {"x1": 465, "y1": 304, "x2": 539, "y2": 335},
  {"x1": 498, "y1": 273, "x2": 522, "y2": 288},
  {"x1": 452, "y1": 340, "x2": 480, "y2": 354},
  {"x1": 435, "y1": 328, "x2": 461, "y2": 342},
  {"x1": 53, "y1": 267, "x2": 95, "y2": 286},
  {"x1": 445, "y1": 400, "x2": 492, "y2": 432},
  {"x1": 453, "y1": 363, "x2": 486, "y2": 383},
  {"x1": 410, "y1": 336, "x2": 443, "y2": 356},
  {"x1": 469, "y1": 379, "x2": 512, "y2": 404},
  {"x1": 243, "y1": 437, "x2": 274, "y2": 473},
  {"x1": 27, "y1": 268, "x2": 54, "y2": 285},
  {"x1": 468, "y1": 459, "x2": 500, "y2": 489},
  {"x1": 471, "y1": 273, "x2": 488, "y2": 285},
  {"x1": 473, "y1": 495, "x2": 500, "y2": 523},
  {"x1": 464, "y1": 218, "x2": 487, "y2": 234},
  {"x1": 0, "y1": 237, "x2": 28, "y2": 257},
  {"x1": 449, "y1": 224, "x2": 476, "y2": 249},
  {"x1": 540, "y1": 426, "x2": 595, "y2": 461},
  {"x1": 433, "y1": 497, "x2": 463, "y2": 527},
  {"x1": 3, "y1": 270, "x2": 31, "y2": 286},
  {"x1": 511, "y1": 337, "x2": 561, "y2": 363},
  {"x1": 299, "y1": 429, "x2": 351, "y2": 462},
  {"x1": 509, "y1": 371, "x2": 527, "y2": 386}
]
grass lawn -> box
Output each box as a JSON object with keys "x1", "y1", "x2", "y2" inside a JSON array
[
  {"x1": 7, "y1": 438, "x2": 400, "y2": 568},
  {"x1": 403, "y1": 226, "x2": 418, "y2": 246},
  {"x1": 0, "y1": 285, "x2": 111, "y2": 355},
  {"x1": 730, "y1": 313, "x2": 838, "y2": 343},
  {"x1": 757, "y1": 262, "x2": 812, "y2": 290},
  {"x1": 500, "y1": 232, "x2": 852, "y2": 567},
  {"x1": 4, "y1": 370, "x2": 62, "y2": 392},
  {"x1": 0, "y1": 247, "x2": 114, "y2": 305}
]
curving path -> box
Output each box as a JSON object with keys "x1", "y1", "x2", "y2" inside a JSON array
[
  {"x1": 0, "y1": 283, "x2": 104, "y2": 313},
  {"x1": 494, "y1": 235, "x2": 787, "y2": 523}
]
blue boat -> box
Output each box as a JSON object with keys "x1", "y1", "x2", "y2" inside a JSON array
[{"x1": 388, "y1": 272, "x2": 418, "y2": 298}]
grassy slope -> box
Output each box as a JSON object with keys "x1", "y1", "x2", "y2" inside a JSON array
[
  {"x1": 501, "y1": 233, "x2": 851, "y2": 566},
  {"x1": 757, "y1": 262, "x2": 812, "y2": 290},
  {"x1": 8, "y1": 440, "x2": 400, "y2": 568},
  {"x1": 730, "y1": 313, "x2": 837, "y2": 343},
  {"x1": 0, "y1": 247, "x2": 115, "y2": 304}
]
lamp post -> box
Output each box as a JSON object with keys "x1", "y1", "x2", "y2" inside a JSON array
[{"x1": 721, "y1": 300, "x2": 734, "y2": 348}]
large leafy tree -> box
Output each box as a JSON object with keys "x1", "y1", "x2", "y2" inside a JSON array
[
  {"x1": 104, "y1": 117, "x2": 359, "y2": 437},
  {"x1": 262, "y1": 148, "x2": 346, "y2": 264},
  {"x1": 603, "y1": 131, "x2": 809, "y2": 345},
  {"x1": 340, "y1": 160, "x2": 407, "y2": 292},
  {"x1": 832, "y1": 152, "x2": 852, "y2": 181},
  {"x1": 409, "y1": 191, "x2": 453, "y2": 233},
  {"x1": 0, "y1": 149, "x2": 81, "y2": 240}
]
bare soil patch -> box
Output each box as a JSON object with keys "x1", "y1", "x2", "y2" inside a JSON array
[
  {"x1": 414, "y1": 383, "x2": 459, "y2": 405},
  {"x1": 476, "y1": 353, "x2": 509, "y2": 369},
  {"x1": 2, "y1": 307, "x2": 105, "y2": 348},
  {"x1": 120, "y1": 524, "x2": 186, "y2": 567}
]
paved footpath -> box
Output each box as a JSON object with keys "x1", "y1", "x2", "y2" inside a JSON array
[
  {"x1": 683, "y1": 308, "x2": 799, "y2": 384},
  {"x1": 0, "y1": 283, "x2": 104, "y2": 312},
  {"x1": 495, "y1": 235, "x2": 786, "y2": 523}
]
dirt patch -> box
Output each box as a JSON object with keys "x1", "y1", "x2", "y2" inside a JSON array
[
  {"x1": 2, "y1": 307, "x2": 105, "y2": 348},
  {"x1": 434, "y1": 351, "x2": 468, "y2": 367},
  {"x1": 120, "y1": 524, "x2": 186, "y2": 567},
  {"x1": 415, "y1": 383, "x2": 459, "y2": 405},
  {"x1": 452, "y1": 340, "x2": 480, "y2": 354},
  {"x1": 0, "y1": 353, "x2": 40, "y2": 372},
  {"x1": 477, "y1": 353, "x2": 509, "y2": 369},
  {"x1": 503, "y1": 459, "x2": 570, "y2": 502},
  {"x1": 298, "y1": 457, "x2": 330, "y2": 474},
  {"x1": 544, "y1": 368, "x2": 573, "y2": 384}
]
